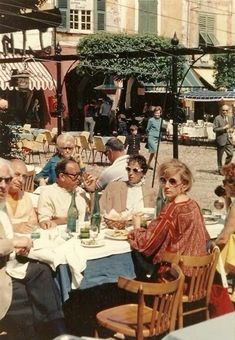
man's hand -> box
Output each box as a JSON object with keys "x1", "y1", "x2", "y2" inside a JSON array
[
  {"x1": 13, "y1": 222, "x2": 34, "y2": 234},
  {"x1": 13, "y1": 236, "x2": 33, "y2": 255},
  {"x1": 40, "y1": 220, "x2": 57, "y2": 229},
  {"x1": 82, "y1": 172, "x2": 97, "y2": 192}
]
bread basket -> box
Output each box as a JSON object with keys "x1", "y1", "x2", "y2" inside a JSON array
[{"x1": 103, "y1": 217, "x2": 127, "y2": 230}]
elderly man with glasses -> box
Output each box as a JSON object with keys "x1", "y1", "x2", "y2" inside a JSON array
[
  {"x1": 38, "y1": 158, "x2": 90, "y2": 229},
  {"x1": 35, "y1": 133, "x2": 85, "y2": 186},
  {"x1": 0, "y1": 158, "x2": 66, "y2": 339},
  {"x1": 213, "y1": 105, "x2": 234, "y2": 175}
]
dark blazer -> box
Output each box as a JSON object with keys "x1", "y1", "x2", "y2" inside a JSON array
[{"x1": 213, "y1": 114, "x2": 234, "y2": 146}]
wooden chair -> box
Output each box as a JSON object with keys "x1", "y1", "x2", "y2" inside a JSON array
[
  {"x1": 79, "y1": 134, "x2": 94, "y2": 164},
  {"x1": 162, "y1": 246, "x2": 220, "y2": 328},
  {"x1": 34, "y1": 133, "x2": 47, "y2": 154},
  {"x1": 96, "y1": 264, "x2": 184, "y2": 340},
  {"x1": 19, "y1": 139, "x2": 42, "y2": 164},
  {"x1": 43, "y1": 130, "x2": 56, "y2": 154},
  {"x1": 93, "y1": 136, "x2": 107, "y2": 164},
  {"x1": 22, "y1": 124, "x2": 31, "y2": 132},
  {"x1": 23, "y1": 170, "x2": 35, "y2": 192}
]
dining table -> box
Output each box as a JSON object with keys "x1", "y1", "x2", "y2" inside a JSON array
[{"x1": 27, "y1": 225, "x2": 136, "y2": 302}]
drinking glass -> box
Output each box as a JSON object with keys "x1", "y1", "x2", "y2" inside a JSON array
[{"x1": 90, "y1": 226, "x2": 98, "y2": 241}]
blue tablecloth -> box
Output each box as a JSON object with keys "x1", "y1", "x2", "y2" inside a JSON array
[{"x1": 56, "y1": 252, "x2": 135, "y2": 302}]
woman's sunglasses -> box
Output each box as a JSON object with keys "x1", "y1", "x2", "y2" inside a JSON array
[
  {"x1": 159, "y1": 177, "x2": 181, "y2": 187},
  {"x1": 126, "y1": 166, "x2": 143, "y2": 174}
]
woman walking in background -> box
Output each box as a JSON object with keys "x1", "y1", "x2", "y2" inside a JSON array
[{"x1": 146, "y1": 106, "x2": 162, "y2": 170}]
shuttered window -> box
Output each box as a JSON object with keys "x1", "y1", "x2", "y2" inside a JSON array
[
  {"x1": 139, "y1": 0, "x2": 158, "y2": 34},
  {"x1": 199, "y1": 14, "x2": 219, "y2": 46},
  {"x1": 97, "y1": 0, "x2": 105, "y2": 31}
]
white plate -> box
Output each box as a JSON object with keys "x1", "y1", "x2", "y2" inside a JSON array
[
  {"x1": 80, "y1": 239, "x2": 105, "y2": 248},
  {"x1": 105, "y1": 230, "x2": 128, "y2": 240}
]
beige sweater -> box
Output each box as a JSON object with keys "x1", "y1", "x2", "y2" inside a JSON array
[{"x1": 99, "y1": 181, "x2": 156, "y2": 214}]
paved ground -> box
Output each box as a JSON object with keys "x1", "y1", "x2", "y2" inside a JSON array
[
  {"x1": 36, "y1": 139, "x2": 231, "y2": 212},
  {"x1": 83, "y1": 140, "x2": 228, "y2": 212}
]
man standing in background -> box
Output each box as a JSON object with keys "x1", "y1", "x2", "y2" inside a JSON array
[{"x1": 213, "y1": 104, "x2": 234, "y2": 175}]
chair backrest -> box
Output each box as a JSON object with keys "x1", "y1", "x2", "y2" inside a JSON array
[
  {"x1": 180, "y1": 247, "x2": 220, "y2": 303},
  {"x1": 79, "y1": 135, "x2": 91, "y2": 150},
  {"x1": 23, "y1": 170, "x2": 35, "y2": 192},
  {"x1": 93, "y1": 136, "x2": 106, "y2": 152},
  {"x1": 162, "y1": 247, "x2": 220, "y2": 303},
  {"x1": 118, "y1": 263, "x2": 184, "y2": 337},
  {"x1": 35, "y1": 133, "x2": 46, "y2": 143},
  {"x1": 43, "y1": 130, "x2": 54, "y2": 143},
  {"x1": 22, "y1": 124, "x2": 31, "y2": 132},
  {"x1": 80, "y1": 131, "x2": 90, "y2": 140},
  {"x1": 117, "y1": 135, "x2": 126, "y2": 144}
]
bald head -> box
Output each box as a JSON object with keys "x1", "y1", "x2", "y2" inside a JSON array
[{"x1": 9, "y1": 159, "x2": 28, "y2": 195}]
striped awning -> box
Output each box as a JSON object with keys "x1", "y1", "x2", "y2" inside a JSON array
[{"x1": 0, "y1": 54, "x2": 55, "y2": 91}]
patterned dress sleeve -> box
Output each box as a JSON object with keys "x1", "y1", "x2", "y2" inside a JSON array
[{"x1": 128, "y1": 202, "x2": 174, "y2": 257}]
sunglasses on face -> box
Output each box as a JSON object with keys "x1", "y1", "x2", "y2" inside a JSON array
[
  {"x1": 63, "y1": 172, "x2": 81, "y2": 180},
  {"x1": 126, "y1": 166, "x2": 143, "y2": 174},
  {"x1": 61, "y1": 147, "x2": 74, "y2": 150},
  {"x1": 0, "y1": 177, "x2": 12, "y2": 184},
  {"x1": 159, "y1": 176, "x2": 181, "y2": 187}
]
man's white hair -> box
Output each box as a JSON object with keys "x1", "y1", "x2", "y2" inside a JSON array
[{"x1": 0, "y1": 157, "x2": 14, "y2": 177}]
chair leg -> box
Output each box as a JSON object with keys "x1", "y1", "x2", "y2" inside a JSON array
[
  {"x1": 178, "y1": 303, "x2": 183, "y2": 329},
  {"x1": 93, "y1": 328, "x2": 99, "y2": 338}
]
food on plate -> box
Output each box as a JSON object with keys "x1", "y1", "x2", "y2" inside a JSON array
[
  {"x1": 105, "y1": 229, "x2": 128, "y2": 239},
  {"x1": 81, "y1": 238, "x2": 98, "y2": 246},
  {"x1": 103, "y1": 209, "x2": 132, "y2": 221}
]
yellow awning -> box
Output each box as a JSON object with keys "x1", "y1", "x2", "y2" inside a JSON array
[{"x1": 194, "y1": 68, "x2": 215, "y2": 88}]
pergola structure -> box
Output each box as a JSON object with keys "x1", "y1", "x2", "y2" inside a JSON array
[{"x1": 1, "y1": 42, "x2": 235, "y2": 158}]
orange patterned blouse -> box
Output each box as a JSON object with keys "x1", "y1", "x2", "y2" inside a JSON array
[{"x1": 128, "y1": 198, "x2": 209, "y2": 265}]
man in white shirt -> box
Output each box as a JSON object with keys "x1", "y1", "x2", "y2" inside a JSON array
[
  {"x1": 84, "y1": 137, "x2": 129, "y2": 192},
  {"x1": 0, "y1": 158, "x2": 66, "y2": 339},
  {"x1": 38, "y1": 158, "x2": 90, "y2": 229},
  {"x1": 6, "y1": 159, "x2": 38, "y2": 234}
]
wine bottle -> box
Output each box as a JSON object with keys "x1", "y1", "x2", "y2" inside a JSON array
[
  {"x1": 67, "y1": 191, "x2": 79, "y2": 233},
  {"x1": 90, "y1": 189, "x2": 101, "y2": 232}
]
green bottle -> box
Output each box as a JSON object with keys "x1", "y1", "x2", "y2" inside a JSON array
[
  {"x1": 90, "y1": 189, "x2": 101, "y2": 232},
  {"x1": 67, "y1": 191, "x2": 79, "y2": 232}
]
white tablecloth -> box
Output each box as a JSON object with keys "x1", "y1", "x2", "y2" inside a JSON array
[{"x1": 28, "y1": 227, "x2": 131, "y2": 289}]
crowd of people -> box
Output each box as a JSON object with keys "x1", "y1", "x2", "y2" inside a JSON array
[{"x1": 1, "y1": 102, "x2": 235, "y2": 337}]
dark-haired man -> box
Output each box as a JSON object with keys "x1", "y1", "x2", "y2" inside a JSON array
[
  {"x1": 84, "y1": 137, "x2": 129, "y2": 192},
  {"x1": 38, "y1": 158, "x2": 90, "y2": 229}
]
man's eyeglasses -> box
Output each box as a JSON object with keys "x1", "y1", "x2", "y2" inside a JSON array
[
  {"x1": 63, "y1": 172, "x2": 81, "y2": 180},
  {"x1": 61, "y1": 147, "x2": 74, "y2": 150},
  {"x1": 0, "y1": 177, "x2": 12, "y2": 184},
  {"x1": 159, "y1": 176, "x2": 181, "y2": 187},
  {"x1": 126, "y1": 166, "x2": 143, "y2": 174},
  {"x1": 104, "y1": 149, "x2": 111, "y2": 156},
  {"x1": 222, "y1": 110, "x2": 228, "y2": 112}
]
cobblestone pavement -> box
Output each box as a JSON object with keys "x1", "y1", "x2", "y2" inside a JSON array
[
  {"x1": 38, "y1": 140, "x2": 234, "y2": 212},
  {"x1": 84, "y1": 141, "x2": 232, "y2": 212}
]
